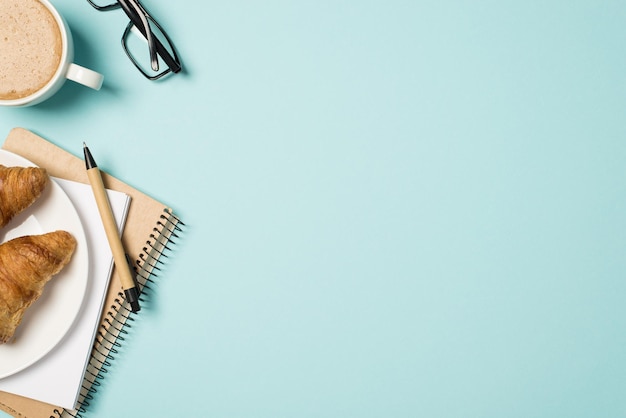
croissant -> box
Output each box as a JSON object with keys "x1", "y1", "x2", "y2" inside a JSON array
[
  {"x1": 0, "y1": 164, "x2": 49, "y2": 228},
  {"x1": 0, "y1": 230, "x2": 76, "y2": 344}
]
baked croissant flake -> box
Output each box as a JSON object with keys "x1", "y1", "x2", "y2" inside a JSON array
[
  {"x1": 0, "y1": 164, "x2": 49, "y2": 229},
  {"x1": 0, "y1": 230, "x2": 76, "y2": 344}
]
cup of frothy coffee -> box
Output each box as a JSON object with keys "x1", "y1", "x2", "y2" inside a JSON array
[{"x1": 0, "y1": 0, "x2": 104, "y2": 107}]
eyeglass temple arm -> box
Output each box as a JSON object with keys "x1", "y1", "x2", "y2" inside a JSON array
[
  {"x1": 86, "y1": 0, "x2": 121, "y2": 11},
  {"x1": 118, "y1": 0, "x2": 181, "y2": 74},
  {"x1": 117, "y1": 0, "x2": 159, "y2": 71}
]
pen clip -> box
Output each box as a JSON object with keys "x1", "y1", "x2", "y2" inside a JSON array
[{"x1": 123, "y1": 253, "x2": 141, "y2": 312}]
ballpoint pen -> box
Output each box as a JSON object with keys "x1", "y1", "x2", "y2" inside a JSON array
[{"x1": 83, "y1": 143, "x2": 140, "y2": 312}]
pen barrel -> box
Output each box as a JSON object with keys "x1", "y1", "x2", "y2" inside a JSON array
[{"x1": 87, "y1": 168, "x2": 136, "y2": 291}]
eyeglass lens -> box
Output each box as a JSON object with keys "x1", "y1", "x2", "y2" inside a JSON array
[{"x1": 123, "y1": 18, "x2": 180, "y2": 80}]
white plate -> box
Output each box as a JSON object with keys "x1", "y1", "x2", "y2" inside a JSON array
[{"x1": 0, "y1": 150, "x2": 89, "y2": 379}]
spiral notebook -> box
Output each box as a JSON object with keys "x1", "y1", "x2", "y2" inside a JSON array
[{"x1": 0, "y1": 128, "x2": 182, "y2": 418}]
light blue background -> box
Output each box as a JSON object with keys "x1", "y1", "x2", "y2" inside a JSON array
[{"x1": 2, "y1": 1, "x2": 626, "y2": 417}]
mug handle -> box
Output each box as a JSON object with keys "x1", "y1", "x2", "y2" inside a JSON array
[{"x1": 66, "y1": 63, "x2": 104, "y2": 91}]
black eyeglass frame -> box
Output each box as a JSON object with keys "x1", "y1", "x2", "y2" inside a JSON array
[{"x1": 86, "y1": 0, "x2": 182, "y2": 80}]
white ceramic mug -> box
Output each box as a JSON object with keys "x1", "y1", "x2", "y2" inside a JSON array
[{"x1": 0, "y1": 0, "x2": 104, "y2": 107}]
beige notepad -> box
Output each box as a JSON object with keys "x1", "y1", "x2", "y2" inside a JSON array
[{"x1": 0, "y1": 128, "x2": 182, "y2": 418}]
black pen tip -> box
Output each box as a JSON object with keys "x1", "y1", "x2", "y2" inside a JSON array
[{"x1": 83, "y1": 143, "x2": 97, "y2": 169}]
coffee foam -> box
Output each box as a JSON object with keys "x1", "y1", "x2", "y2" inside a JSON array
[{"x1": 0, "y1": 0, "x2": 63, "y2": 100}]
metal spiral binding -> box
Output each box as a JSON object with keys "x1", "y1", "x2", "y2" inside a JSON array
[{"x1": 57, "y1": 209, "x2": 183, "y2": 418}]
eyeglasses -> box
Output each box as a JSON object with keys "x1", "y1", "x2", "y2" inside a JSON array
[{"x1": 86, "y1": 0, "x2": 182, "y2": 80}]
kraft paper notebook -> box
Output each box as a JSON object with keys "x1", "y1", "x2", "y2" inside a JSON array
[{"x1": 0, "y1": 128, "x2": 182, "y2": 418}]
